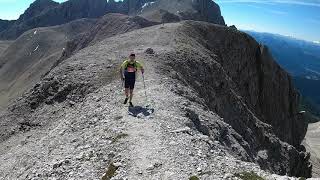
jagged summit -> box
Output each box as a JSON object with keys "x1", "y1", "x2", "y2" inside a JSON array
[
  {"x1": 18, "y1": 0, "x2": 59, "y2": 22},
  {"x1": 139, "y1": 0, "x2": 225, "y2": 25}
]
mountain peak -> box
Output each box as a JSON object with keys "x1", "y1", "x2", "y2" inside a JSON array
[{"x1": 18, "y1": 0, "x2": 59, "y2": 22}]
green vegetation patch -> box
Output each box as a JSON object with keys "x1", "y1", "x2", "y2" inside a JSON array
[
  {"x1": 111, "y1": 133, "x2": 129, "y2": 143},
  {"x1": 189, "y1": 175, "x2": 200, "y2": 180},
  {"x1": 235, "y1": 172, "x2": 265, "y2": 180},
  {"x1": 101, "y1": 163, "x2": 118, "y2": 180}
]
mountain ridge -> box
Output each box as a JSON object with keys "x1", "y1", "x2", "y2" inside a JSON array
[{"x1": 0, "y1": 20, "x2": 311, "y2": 178}]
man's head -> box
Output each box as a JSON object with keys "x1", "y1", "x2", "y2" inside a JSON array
[{"x1": 129, "y1": 53, "x2": 136, "y2": 61}]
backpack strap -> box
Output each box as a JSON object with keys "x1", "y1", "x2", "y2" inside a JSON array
[{"x1": 125, "y1": 61, "x2": 137, "y2": 71}]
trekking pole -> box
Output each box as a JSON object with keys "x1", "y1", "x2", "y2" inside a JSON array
[
  {"x1": 121, "y1": 78, "x2": 124, "y2": 88},
  {"x1": 142, "y1": 73, "x2": 148, "y2": 105}
]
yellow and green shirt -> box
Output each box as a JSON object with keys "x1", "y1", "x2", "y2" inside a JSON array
[{"x1": 121, "y1": 60, "x2": 143, "y2": 73}]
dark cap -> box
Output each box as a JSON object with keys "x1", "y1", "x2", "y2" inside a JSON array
[{"x1": 130, "y1": 53, "x2": 136, "y2": 56}]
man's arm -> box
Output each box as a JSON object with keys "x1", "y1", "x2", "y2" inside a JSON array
[
  {"x1": 120, "y1": 61, "x2": 127, "y2": 80},
  {"x1": 136, "y1": 61, "x2": 144, "y2": 74},
  {"x1": 120, "y1": 67, "x2": 124, "y2": 80}
]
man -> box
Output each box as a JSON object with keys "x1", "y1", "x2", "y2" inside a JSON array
[{"x1": 120, "y1": 53, "x2": 144, "y2": 107}]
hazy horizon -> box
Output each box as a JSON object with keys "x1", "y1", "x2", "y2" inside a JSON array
[{"x1": 216, "y1": 0, "x2": 320, "y2": 42}]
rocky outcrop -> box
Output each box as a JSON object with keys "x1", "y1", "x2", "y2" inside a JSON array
[
  {"x1": 0, "y1": 0, "x2": 108, "y2": 39},
  {"x1": 192, "y1": 0, "x2": 225, "y2": 24},
  {"x1": 0, "y1": 0, "x2": 59, "y2": 39},
  {"x1": 56, "y1": 13, "x2": 158, "y2": 67},
  {"x1": 161, "y1": 21, "x2": 310, "y2": 177},
  {"x1": 140, "y1": 0, "x2": 225, "y2": 25},
  {"x1": 0, "y1": 18, "x2": 96, "y2": 110},
  {"x1": 0, "y1": 20, "x2": 14, "y2": 33},
  {"x1": 18, "y1": 0, "x2": 59, "y2": 22},
  {"x1": 168, "y1": 21, "x2": 308, "y2": 147}
]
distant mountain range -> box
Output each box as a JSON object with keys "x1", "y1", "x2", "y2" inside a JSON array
[{"x1": 245, "y1": 30, "x2": 320, "y2": 119}]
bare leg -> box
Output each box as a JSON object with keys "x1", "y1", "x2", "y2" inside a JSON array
[
  {"x1": 125, "y1": 88, "x2": 129, "y2": 97},
  {"x1": 129, "y1": 89, "x2": 134, "y2": 102}
]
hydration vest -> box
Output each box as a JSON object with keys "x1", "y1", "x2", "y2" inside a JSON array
[{"x1": 125, "y1": 62, "x2": 137, "y2": 73}]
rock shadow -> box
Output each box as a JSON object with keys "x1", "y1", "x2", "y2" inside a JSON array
[{"x1": 128, "y1": 106, "x2": 155, "y2": 117}]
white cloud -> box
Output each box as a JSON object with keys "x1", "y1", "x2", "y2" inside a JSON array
[
  {"x1": 268, "y1": 10, "x2": 288, "y2": 15},
  {"x1": 307, "y1": 18, "x2": 320, "y2": 24},
  {"x1": 245, "y1": 3, "x2": 288, "y2": 15}
]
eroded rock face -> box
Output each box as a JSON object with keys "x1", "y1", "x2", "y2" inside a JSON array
[
  {"x1": 162, "y1": 21, "x2": 311, "y2": 177},
  {"x1": 57, "y1": 13, "x2": 158, "y2": 65},
  {"x1": 0, "y1": 20, "x2": 13, "y2": 33},
  {"x1": 139, "y1": 0, "x2": 226, "y2": 25},
  {"x1": 18, "y1": 0, "x2": 59, "y2": 22},
  {"x1": 0, "y1": 0, "x2": 109, "y2": 39},
  {"x1": 175, "y1": 21, "x2": 307, "y2": 147}
]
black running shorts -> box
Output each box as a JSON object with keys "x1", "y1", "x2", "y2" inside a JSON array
[
  {"x1": 124, "y1": 72, "x2": 136, "y2": 89},
  {"x1": 125, "y1": 77, "x2": 135, "y2": 89}
]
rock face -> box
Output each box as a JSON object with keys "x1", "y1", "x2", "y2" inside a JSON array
[
  {"x1": 0, "y1": 0, "x2": 59, "y2": 39},
  {"x1": 18, "y1": 0, "x2": 59, "y2": 22},
  {"x1": 0, "y1": 20, "x2": 13, "y2": 33},
  {"x1": 0, "y1": 20, "x2": 311, "y2": 178},
  {"x1": 0, "y1": 19, "x2": 97, "y2": 110},
  {"x1": 0, "y1": 0, "x2": 225, "y2": 39},
  {"x1": 172, "y1": 23, "x2": 307, "y2": 147},
  {"x1": 139, "y1": 0, "x2": 225, "y2": 25},
  {"x1": 0, "y1": 0, "x2": 108, "y2": 39},
  {"x1": 192, "y1": 0, "x2": 225, "y2": 24},
  {"x1": 58, "y1": 13, "x2": 157, "y2": 62},
  {"x1": 161, "y1": 21, "x2": 310, "y2": 177}
]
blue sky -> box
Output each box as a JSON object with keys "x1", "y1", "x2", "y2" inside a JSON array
[
  {"x1": 216, "y1": 0, "x2": 320, "y2": 42},
  {"x1": 0, "y1": 0, "x2": 319, "y2": 42}
]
